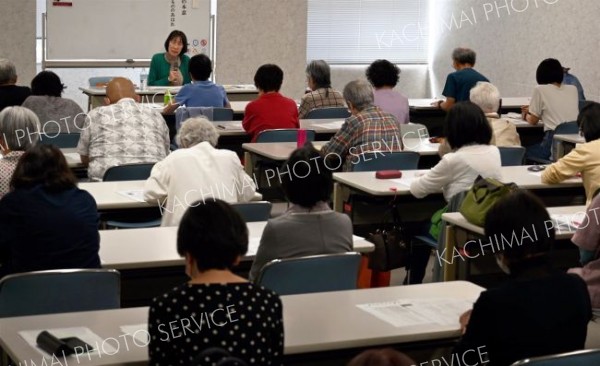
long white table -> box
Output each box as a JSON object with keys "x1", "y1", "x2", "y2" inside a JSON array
[
  {"x1": 79, "y1": 180, "x2": 262, "y2": 211},
  {"x1": 440, "y1": 206, "x2": 586, "y2": 280},
  {"x1": 332, "y1": 166, "x2": 583, "y2": 212},
  {"x1": 99, "y1": 222, "x2": 374, "y2": 270},
  {"x1": 409, "y1": 97, "x2": 530, "y2": 111},
  {"x1": 80, "y1": 85, "x2": 258, "y2": 111},
  {"x1": 0, "y1": 281, "x2": 483, "y2": 365}
]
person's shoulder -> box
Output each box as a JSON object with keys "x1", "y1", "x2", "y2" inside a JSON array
[
  {"x1": 181, "y1": 54, "x2": 191, "y2": 62},
  {"x1": 246, "y1": 283, "x2": 282, "y2": 303},
  {"x1": 150, "y1": 283, "x2": 188, "y2": 306},
  {"x1": 150, "y1": 53, "x2": 164, "y2": 61},
  {"x1": 281, "y1": 94, "x2": 298, "y2": 106}
]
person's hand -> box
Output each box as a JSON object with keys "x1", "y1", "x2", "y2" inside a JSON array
[
  {"x1": 521, "y1": 105, "x2": 529, "y2": 120},
  {"x1": 459, "y1": 309, "x2": 472, "y2": 334},
  {"x1": 168, "y1": 70, "x2": 182, "y2": 85}
]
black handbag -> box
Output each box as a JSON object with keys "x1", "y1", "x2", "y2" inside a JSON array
[{"x1": 367, "y1": 202, "x2": 409, "y2": 271}]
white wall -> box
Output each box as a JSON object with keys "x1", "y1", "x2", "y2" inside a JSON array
[
  {"x1": 0, "y1": 0, "x2": 36, "y2": 86},
  {"x1": 430, "y1": 0, "x2": 600, "y2": 101}
]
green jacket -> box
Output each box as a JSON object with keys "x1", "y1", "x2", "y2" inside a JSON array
[{"x1": 148, "y1": 53, "x2": 191, "y2": 86}]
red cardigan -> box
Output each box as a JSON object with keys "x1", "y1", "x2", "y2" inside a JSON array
[{"x1": 242, "y1": 92, "x2": 299, "y2": 142}]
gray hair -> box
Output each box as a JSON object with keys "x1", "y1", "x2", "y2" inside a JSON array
[
  {"x1": 470, "y1": 82, "x2": 500, "y2": 113},
  {"x1": 343, "y1": 80, "x2": 374, "y2": 111},
  {"x1": 306, "y1": 60, "x2": 332, "y2": 89},
  {"x1": 176, "y1": 117, "x2": 219, "y2": 148},
  {"x1": 0, "y1": 59, "x2": 17, "y2": 85},
  {"x1": 452, "y1": 48, "x2": 476, "y2": 65},
  {"x1": 0, "y1": 106, "x2": 41, "y2": 151}
]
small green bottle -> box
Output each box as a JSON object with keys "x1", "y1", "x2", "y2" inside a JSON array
[{"x1": 164, "y1": 89, "x2": 173, "y2": 106}]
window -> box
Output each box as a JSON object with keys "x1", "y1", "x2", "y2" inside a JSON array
[{"x1": 307, "y1": 0, "x2": 429, "y2": 64}]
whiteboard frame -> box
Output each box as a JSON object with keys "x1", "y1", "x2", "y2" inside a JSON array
[{"x1": 41, "y1": 1, "x2": 214, "y2": 69}]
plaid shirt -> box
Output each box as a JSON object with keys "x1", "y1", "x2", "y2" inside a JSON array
[
  {"x1": 298, "y1": 88, "x2": 346, "y2": 119},
  {"x1": 321, "y1": 105, "x2": 402, "y2": 171}
]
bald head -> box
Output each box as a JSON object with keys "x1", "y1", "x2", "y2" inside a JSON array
[{"x1": 106, "y1": 77, "x2": 137, "y2": 104}]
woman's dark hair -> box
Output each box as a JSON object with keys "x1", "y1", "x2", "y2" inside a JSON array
[
  {"x1": 484, "y1": 190, "x2": 553, "y2": 263},
  {"x1": 164, "y1": 30, "x2": 188, "y2": 56},
  {"x1": 577, "y1": 101, "x2": 600, "y2": 142},
  {"x1": 254, "y1": 64, "x2": 283, "y2": 92},
  {"x1": 366, "y1": 60, "x2": 400, "y2": 88},
  {"x1": 177, "y1": 199, "x2": 249, "y2": 271},
  {"x1": 281, "y1": 143, "x2": 332, "y2": 208},
  {"x1": 10, "y1": 144, "x2": 77, "y2": 192},
  {"x1": 31, "y1": 71, "x2": 65, "y2": 97},
  {"x1": 536, "y1": 58, "x2": 564, "y2": 85},
  {"x1": 347, "y1": 348, "x2": 415, "y2": 366},
  {"x1": 189, "y1": 54, "x2": 212, "y2": 81},
  {"x1": 445, "y1": 101, "x2": 492, "y2": 149}
]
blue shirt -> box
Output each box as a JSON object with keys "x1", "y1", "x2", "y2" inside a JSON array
[
  {"x1": 174, "y1": 80, "x2": 229, "y2": 108},
  {"x1": 0, "y1": 185, "x2": 101, "y2": 277},
  {"x1": 442, "y1": 68, "x2": 489, "y2": 102}
]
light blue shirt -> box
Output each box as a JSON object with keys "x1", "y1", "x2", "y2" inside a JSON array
[{"x1": 174, "y1": 80, "x2": 229, "y2": 108}]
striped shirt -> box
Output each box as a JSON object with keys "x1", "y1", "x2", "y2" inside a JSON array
[
  {"x1": 298, "y1": 87, "x2": 346, "y2": 119},
  {"x1": 321, "y1": 105, "x2": 402, "y2": 171}
]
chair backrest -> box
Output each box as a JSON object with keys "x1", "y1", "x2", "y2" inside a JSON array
[
  {"x1": 352, "y1": 151, "x2": 420, "y2": 172},
  {"x1": 231, "y1": 201, "x2": 272, "y2": 222},
  {"x1": 0, "y1": 269, "x2": 120, "y2": 317},
  {"x1": 88, "y1": 76, "x2": 115, "y2": 87},
  {"x1": 39, "y1": 133, "x2": 80, "y2": 148},
  {"x1": 400, "y1": 123, "x2": 429, "y2": 140},
  {"x1": 551, "y1": 121, "x2": 579, "y2": 160},
  {"x1": 256, "y1": 252, "x2": 362, "y2": 295},
  {"x1": 103, "y1": 163, "x2": 156, "y2": 181},
  {"x1": 304, "y1": 107, "x2": 350, "y2": 119},
  {"x1": 175, "y1": 107, "x2": 234, "y2": 129},
  {"x1": 510, "y1": 349, "x2": 600, "y2": 366},
  {"x1": 498, "y1": 146, "x2": 526, "y2": 166},
  {"x1": 255, "y1": 129, "x2": 316, "y2": 143}
]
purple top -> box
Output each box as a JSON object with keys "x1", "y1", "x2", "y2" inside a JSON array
[{"x1": 373, "y1": 89, "x2": 410, "y2": 124}]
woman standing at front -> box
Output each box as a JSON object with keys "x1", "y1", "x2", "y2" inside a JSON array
[{"x1": 148, "y1": 30, "x2": 191, "y2": 86}]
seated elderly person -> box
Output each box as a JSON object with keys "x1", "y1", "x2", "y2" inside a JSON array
[
  {"x1": 77, "y1": 77, "x2": 170, "y2": 181},
  {"x1": 144, "y1": 117, "x2": 256, "y2": 226},
  {"x1": 0, "y1": 59, "x2": 31, "y2": 112},
  {"x1": 320, "y1": 80, "x2": 402, "y2": 171},
  {"x1": 298, "y1": 60, "x2": 345, "y2": 119},
  {"x1": 366, "y1": 59, "x2": 410, "y2": 124},
  {"x1": 22, "y1": 71, "x2": 85, "y2": 136},
  {"x1": 249, "y1": 143, "x2": 352, "y2": 281},
  {"x1": 0, "y1": 106, "x2": 41, "y2": 198}
]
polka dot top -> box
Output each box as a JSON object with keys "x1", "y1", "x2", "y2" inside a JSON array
[{"x1": 148, "y1": 282, "x2": 284, "y2": 366}]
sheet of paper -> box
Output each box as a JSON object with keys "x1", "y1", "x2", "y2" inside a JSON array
[
  {"x1": 552, "y1": 212, "x2": 587, "y2": 231},
  {"x1": 310, "y1": 120, "x2": 345, "y2": 129},
  {"x1": 19, "y1": 327, "x2": 115, "y2": 359},
  {"x1": 357, "y1": 298, "x2": 473, "y2": 328},
  {"x1": 247, "y1": 237, "x2": 261, "y2": 256},
  {"x1": 390, "y1": 174, "x2": 421, "y2": 188},
  {"x1": 120, "y1": 324, "x2": 149, "y2": 345},
  {"x1": 217, "y1": 122, "x2": 243, "y2": 130},
  {"x1": 504, "y1": 112, "x2": 522, "y2": 120},
  {"x1": 117, "y1": 189, "x2": 146, "y2": 203},
  {"x1": 63, "y1": 152, "x2": 81, "y2": 165}
]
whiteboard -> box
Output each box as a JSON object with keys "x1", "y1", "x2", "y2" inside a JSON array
[{"x1": 45, "y1": 0, "x2": 211, "y2": 63}]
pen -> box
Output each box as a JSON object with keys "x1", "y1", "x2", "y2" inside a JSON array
[{"x1": 217, "y1": 125, "x2": 226, "y2": 129}]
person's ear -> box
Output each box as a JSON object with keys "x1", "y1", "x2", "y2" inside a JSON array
[
  {"x1": 103, "y1": 97, "x2": 111, "y2": 106},
  {"x1": 232, "y1": 255, "x2": 242, "y2": 267},
  {"x1": 184, "y1": 253, "x2": 196, "y2": 278},
  {"x1": 134, "y1": 94, "x2": 141, "y2": 103}
]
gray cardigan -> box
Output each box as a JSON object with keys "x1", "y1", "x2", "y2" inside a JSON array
[
  {"x1": 22, "y1": 95, "x2": 84, "y2": 134},
  {"x1": 249, "y1": 209, "x2": 353, "y2": 281}
]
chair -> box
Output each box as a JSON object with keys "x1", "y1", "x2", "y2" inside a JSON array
[
  {"x1": 255, "y1": 129, "x2": 316, "y2": 143},
  {"x1": 498, "y1": 146, "x2": 526, "y2": 166},
  {"x1": 400, "y1": 123, "x2": 430, "y2": 140},
  {"x1": 510, "y1": 349, "x2": 600, "y2": 365},
  {"x1": 103, "y1": 163, "x2": 161, "y2": 228},
  {"x1": 175, "y1": 107, "x2": 235, "y2": 130},
  {"x1": 256, "y1": 252, "x2": 362, "y2": 295},
  {"x1": 527, "y1": 121, "x2": 579, "y2": 164},
  {"x1": 231, "y1": 201, "x2": 272, "y2": 222},
  {"x1": 39, "y1": 133, "x2": 80, "y2": 148},
  {"x1": 88, "y1": 76, "x2": 115, "y2": 87},
  {"x1": 212, "y1": 108, "x2": 234, "y2": 121},
  {"x1": 0, "y1": 269, "x2": 120, "y2": 317},
  {"x1": 352, "y1": 151, "x2": 420, "y2": 172},
  {"x1": 304, "y1": 107, "x2": 350, "y2": 119}
]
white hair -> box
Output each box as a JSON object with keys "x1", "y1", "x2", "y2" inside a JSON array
[
  {"x1": 343, "y1": 79, "x2": 374, "y2": 111},
  {"x1": 470, "y1": 82, "x2": 500, "y2": 114},
  {"x1": 0, "y1": 106, "x2": 41, "y2": 151},
  {"x1": 0, "y1": 59, "x2": 17, "y2": 85},
  {"x1": 176, "y1": 117, "x2": 219, "y2": 148}
]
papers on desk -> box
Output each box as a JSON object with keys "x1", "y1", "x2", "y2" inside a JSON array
[
  {"x1": 247, "y1": 237, "x2": 261, "y2": 257},
  {"x1": 390, "y1": 174, "x2": 420, "y2": 188},
  {"x1": 217, "y1": 122, "x2": 243, "y2": 130},
  {"x1": 505, "y1": 112, "x2": 522, "y2": 120},
  {"x1": 117, "y1": 189, "x2": 146, "y2": 203},
  {"x1": 551, "y1": 212, "x2": 586, "y2": 231},
  {"x1": 120, "y1": 324, "x2": 149, "y2": 345},
  {"x1": 357, "y1": 298, "x2": 473, "y2": 328},
  {"x1": 19, "y1": 327, "x2": 115, "y2": 358},
  {"x1": 310, "y1": 120, "x2": 345, "y2": 130},
  {"x1": 145, "y1": 86, "x2": 182, "y2": 93}
]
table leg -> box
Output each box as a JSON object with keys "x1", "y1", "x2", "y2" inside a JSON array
[
  {"x1": 244, "y1": 151, "x2": 253, "y2": 176},
  {"x1": 443, "y1": 225, "x2": 457, "y2": 281},
  {"x1": 333, "y1": 183, "x2": 344, "y2": 213}
]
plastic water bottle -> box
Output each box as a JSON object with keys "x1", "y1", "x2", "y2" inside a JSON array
[
  {"x1": 164, "y1": 89, "x2": 173, "y2": 106},
  {"x1": 140, "y1": 68, "x2": 148, "y2": 90}
]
